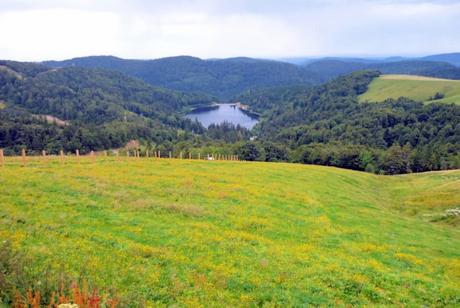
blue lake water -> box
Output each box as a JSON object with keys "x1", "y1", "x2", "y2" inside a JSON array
[{"x1": 185, "y1": 104, "x2": 259, "y2": 129}]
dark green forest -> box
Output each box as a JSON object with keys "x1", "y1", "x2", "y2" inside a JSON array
[
  {"x1": 1, "y1": 59, "x2": 460, "y2": 174},
  {"x1": 44, "y1": 55, "x2": 460, "y2": 100},
  {"x1": 44, "y1": 56, "x2": 320, "y2": 100}
]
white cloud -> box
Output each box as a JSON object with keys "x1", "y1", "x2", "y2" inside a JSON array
[
  {"x1": 0, "y1": 0, "x2": 459, "y2": 61},
  {"x1": 0, "y1": 9, "x2": 121, "y2": 60}
]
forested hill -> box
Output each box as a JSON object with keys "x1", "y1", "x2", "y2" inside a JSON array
[
  {"x1": 243, "y1": 71, "x2": 460, "y2": 173},
  {"x1": 44, "y1": 56, "x2": 320, "y2": 100},
  {"x1": 0, "y1": 60, "x2": 211, "y2": 153}
]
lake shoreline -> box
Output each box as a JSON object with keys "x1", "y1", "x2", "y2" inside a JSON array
[{"x1": 188, "y1": 102, "x2": 260, "y2": 119}]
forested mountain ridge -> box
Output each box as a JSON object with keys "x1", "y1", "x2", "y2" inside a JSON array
[
  {"x1": 44, "y1": 55, "x2": 460, "y2": 102},
  {"x1": 44, "y1": 56, "x2": 321, "y2": 100},
  {"x1": 422, "y1": 52, "x2": 460, "y2": 67}
]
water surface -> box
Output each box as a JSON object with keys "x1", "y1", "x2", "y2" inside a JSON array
[{"x1": 186, "y1": 104, "x2": 258, "y2": 129}]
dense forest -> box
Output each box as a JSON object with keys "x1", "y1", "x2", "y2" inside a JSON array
[
  {"x1": 0, "y1": 61, "x2": 211, "y2": 153},
  {"x1": 1, "y1": 59, "x2": 460, "y2": 174},
  {"x1": 44, "y1": 56, "x2": 320, "y2": 100}
]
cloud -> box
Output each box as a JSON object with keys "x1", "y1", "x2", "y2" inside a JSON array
[{"x1": 0, "y1": 0, "x2": 459, "y2": 61}]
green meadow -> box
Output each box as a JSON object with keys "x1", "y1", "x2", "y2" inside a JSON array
[
  {"x1": 0, "y1": 157, "x2": 459, "y2": 306},
  {"x1": 359, "y1": 74, "x2": 460, "y2": 105}
]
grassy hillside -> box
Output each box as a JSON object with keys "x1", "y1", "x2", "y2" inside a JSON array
[
  {"x1": 359, "y1": 74, "x2": 460, "y2": 104},
  {"x1": 1, "y1": 158, "x2": 459, "y2": 306}
]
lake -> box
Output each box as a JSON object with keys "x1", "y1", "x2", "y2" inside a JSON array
[{"x1": 185, "y1": 104, "x2": 259, "y2": 129}]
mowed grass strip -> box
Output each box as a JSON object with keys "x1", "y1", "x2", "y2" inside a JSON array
[
  {"x1": 0, "y1": 157, "x2": 459, "y2": 306},
  {"x1": 359, "y1": 74, "x2": 460, "y2": 105}
]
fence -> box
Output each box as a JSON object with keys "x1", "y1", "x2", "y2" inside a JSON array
[{"x1": 0, "y1": 148, "x2": 240, "y2": 167}]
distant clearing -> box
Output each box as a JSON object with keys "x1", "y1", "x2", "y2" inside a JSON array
[
  {"x1": 32, "y1": 114, "x2": 68, "y2": 126},
  {"x1": 359, "y1": 74, "x2": 460, "y2": 105},
  {"x1": 0, "y1": 100, "x2": 5, "y2": 109},
  {"x1": 0, "y1": 65, "x2": 23, "y2": 79}
]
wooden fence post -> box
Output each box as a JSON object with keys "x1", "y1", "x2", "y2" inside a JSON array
[
  {"x1": 158, "y1": 150, "x2": 161, "y2": 158},
  {"x1": 198, "y1": 153, "x2": 201, "y2": 160},
  {"x1": 60, "y1": 150, "x2": 64, "y2": 164},
  {"x1": 104, "y1": 150, "x2": 107, "y2": 157},
  {"x1": 42, "y1": 150, "x2": 46, "y2": 158},
  {"x1": 0, "y1": 149, "x2": 4, "y2": 167},
  {"x1": 180, "y1": 151, "x2": 183, "y2": 159},
  {"x1": 169, "y1": 151, "x2": 172, "y2": 159},
  {"x1": 146, "y1": 150, "x2": 149, "y2": 158},
  {"x1": 126, "y1": 151, "x2": 130, "y2": 157},
  {"x1": 21, "y1": 148, "x2": 26, "y2": 167},
  {"x1": 189, "y1": 152, "x2": 192, "y2": 160}
]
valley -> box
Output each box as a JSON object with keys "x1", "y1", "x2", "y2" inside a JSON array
[{"x1": 1, "y1": 1, "x2": 460, "y2": 306}]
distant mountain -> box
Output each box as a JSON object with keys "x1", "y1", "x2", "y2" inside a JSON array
[
  {"x1": 421, "y1": 53, "x2": 460, "y2": 67},
  {"x1": 304, "y1": 59, "x2": 460, "y2": 81},
  {"x1": 304, "y1": 60, "x2": 368, "y2": 80},
  {"x1": 44, "y1": 56, "x2": 320, "y2": 100}
]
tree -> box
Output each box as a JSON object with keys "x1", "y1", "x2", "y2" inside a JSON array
[
  {"x1": 237, "y1": 142, "x2": 264, "y2": 161},
  {"x1": 381, "y1": 144, "x2": 411, "y2": 174}
]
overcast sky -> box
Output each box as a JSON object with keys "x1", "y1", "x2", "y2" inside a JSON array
[{"x1": 0, "y1": 0, "x2": 459, "y2": 61}]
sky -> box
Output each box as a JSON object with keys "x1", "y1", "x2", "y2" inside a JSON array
[{"x1": 0, "y1": 0, "x2": 459, "y2": 61}]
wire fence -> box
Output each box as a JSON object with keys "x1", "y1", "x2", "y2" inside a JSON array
[{"x1": 0, "y1": 148, "x2": 241, "y2": 167}]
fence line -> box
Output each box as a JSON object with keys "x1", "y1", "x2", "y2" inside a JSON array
[{"x1": 0, "y1": 148, "x2": 241, "y2": 165}]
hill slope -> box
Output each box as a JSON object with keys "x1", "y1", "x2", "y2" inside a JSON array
[
  {"x1": 0, "y1": 60, "x2": 211, "y2": 153},
  {"x1": 359, "y1": 74, "x2": 460, "y2": 104},
  {"x1": 0, "y1": 158, "x2": 459, "y2": 306}
]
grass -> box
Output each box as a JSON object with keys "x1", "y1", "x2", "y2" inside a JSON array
[
  {"x1": 0, "y1": 157, "x2": 459, "y2": 306},
  {"x1": 358, "y1": 74, "x2": 460, "y2": 105}
]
